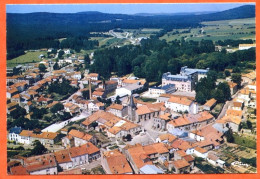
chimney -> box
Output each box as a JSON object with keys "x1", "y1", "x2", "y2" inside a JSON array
[{"x1": 88, "y1": 78, "x2": 92, "y2": 99}]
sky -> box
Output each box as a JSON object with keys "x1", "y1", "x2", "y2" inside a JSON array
[{"x1": 6, "y1": 3, "x2": 255, "y2": 14}]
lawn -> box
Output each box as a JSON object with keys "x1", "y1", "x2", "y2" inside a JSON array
[
  {"x1": 233, "y1": 133, "x2": 256, "y2": 149},
  {"x1": 7, "y1": 51, "x2": 47, "y2": 67},
  {"x1": 139, "y1": 97, "x2": 157, "y2": 103}
]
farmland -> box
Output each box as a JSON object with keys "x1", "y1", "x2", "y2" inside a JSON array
[{"x1": 160, "y1": 18, "x2": 255, "y2": 42}]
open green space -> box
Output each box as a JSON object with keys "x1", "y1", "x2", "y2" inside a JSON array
[
  {"x1": 160, "y1": 18, "x2": 255, "y2": 42},
  {"x1": 7, "y1": 51, "x2": 47, "y2": 67}
]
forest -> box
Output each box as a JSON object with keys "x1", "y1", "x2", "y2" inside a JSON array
[
  {"x1": 89, "y1": 36, "x2": 256, "y2": 82},
  {"x1": 7, "y1": 5, "x2": 255, "y2": 59}
]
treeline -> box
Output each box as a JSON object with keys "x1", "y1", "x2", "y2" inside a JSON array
[
  {"x1": 216, "y1": 39, "x2": 254, "y2": 47},
  {"x1": 59, "y1": 37, "x2": 99, "y2": 52},
  {"x1": 7, "y1": 34, "x2": 99, "y2": 60},
  {"x1": 90, "y1": 36, "x2": 255, "y2": 82}
]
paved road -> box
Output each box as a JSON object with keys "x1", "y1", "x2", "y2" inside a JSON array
[
  {"x1": 217, "y1": 83, "x2": 247, "y2": 120},
  {"x1": 41, "y1": 110, "x2": 90, "y2": 133}
]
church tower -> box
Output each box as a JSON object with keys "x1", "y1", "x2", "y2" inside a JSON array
[{"x1": 127, "y1": 94, "x2": 137, "y2": 122}]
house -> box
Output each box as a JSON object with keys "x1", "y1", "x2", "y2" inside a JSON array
[
  {"x1": 37, "y1": 96, "x2": 53, "y2": 106},
  {"x1": 167, "y1": 111, "x2": 215, "y2": 132},
  {"x1": 170, "y1": 159, "x2": 191, "y2": 174},
  {"x1": 7, "y1": 102, "x2": 19, "y2": 114},
  {"x1": 99, "y1": 80, "x2": 118, "y2": 94},
  {"x1": 135, "y1": 102, "x2": 164, "y2": 123},
  {"x1": 153, "y1": 113, "x2": 172, "y2": 131},
  {"x1": 232, "y1": 101, "x2": 243, "y2": 111},
  {"x1": 6, "y1": 87, "x2": 19, "y2": 99},
  {"x1": 24, "y1": 153, "x2": 57, "y2": 175},
  {"x1": 8, "y1": 127, "x2": 22, "y2": 142},
  {"x1": 140, "y1": 165, "x2": 164, "y2": 174},
  {"x1": 194, "y1": 147, "x2": 208, "y2": 159},
  {"x1": 238, "y1": 88, "x2": 251, "y2": 106},
  {"x1": 11, "y1": 81, "x2": 28, "y2": 92},
  {"x1": 72, "y1": 72, "x2": 82, "y2": 80},
  {"x1": 18, "y1": 130, "x2": 58, "y2": 145},
  {"x1": 11, "y1": 94, "x2": 21, "y2": 104},
  {"x1": 173, "y1": 150, "x2": 195, "y2": 169},
  {"x1": 148, "y1": 84, "x2": 176, "y2": 97},
  {"x1": 217, "y1": 115, "x2": 241, "y2": 132},
  {"x1": 119, "y1": 78, "x2": 146, "y2": 87},
  {"x1": 52, "y1": 70, "x2": 67, "y2": 76},
  {"x1": 64, "y1": 49, "x2": 71, "y2": 54},
  {"x1": 203, "y1": 98, "x2": 217, "y2": 111},
  {"x1": 189, "y1": 124, "x2": 223, "y2": 149},
  {"x1": 92, "y1": 90, "x2": 106, "y2": 98},
  {"x1": 165, "y1": 96, "x2": 198, "y2": 114},
  {"x1": 87, "y1": 101, "x2": 105, "y2": 113},
  {"x1": 10, "y1": 165, "x2": 29, "y2": 175},
  {"x1": 69, "y1": 143, "x2": 100, "y2": 167},
  {"x1": 123, "y1": 144, "x2": 152, "y2": 173},
  {"x1": 87, "y1": 73, "x2": 99, "y2": 81},
  {"x1": 62, "y1": 129, "x2": 96, "y2": 148},
  {"x1": 207, "y1": 151, "x2": 225, "y2": 168},
  {"x1": 156, "y1": 133, "x2": 177, "y2": 144},
  {"x1": 228, "y1": 82, "x2": 238, "y2": 95},
  {"x1": 54, "y1": 149, "x2": 73, "y2": 170},
  {"x1": 106, "y1": 103, "x2": 128, "y2": 118},
  {"x1": 171, "y1": 139, "x2": 195, "y2": 155},
  {"x1": 107, "y1": 120, "x2": 142, "y2": 139},
  {"x1": 101, "y1": 149, "x2": 133, "y2": 174}
]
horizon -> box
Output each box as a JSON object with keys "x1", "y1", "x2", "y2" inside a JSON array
[{"x1": 6, "y1": 3, "x2": 255, "y2": 14}]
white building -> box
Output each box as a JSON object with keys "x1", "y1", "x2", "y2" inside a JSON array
[
  {"x1": 148, "y1": 84, "x2": 176, "y2": 97},
  {"x1": 165, "y1": 96, "x2": 198, "y2": 114},
  {"x1": 8, "y1": 127, "x2": 22, "y2": 142}
]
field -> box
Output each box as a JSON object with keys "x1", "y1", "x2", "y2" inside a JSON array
[
  {"x1": 160, "y1": 18, "x2": 255, "y2": 42},
  {"x1": 7, "y1": 51, "x2": 47, "y2": 67}
]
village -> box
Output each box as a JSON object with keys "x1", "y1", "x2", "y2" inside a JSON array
[{"x1": 6, "y1": 41, "x2": 257, "y2": 175}]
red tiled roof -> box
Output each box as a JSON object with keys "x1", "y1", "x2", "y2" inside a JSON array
[{"x1": 10, "y1": 165, "x2": 29, "y2": 175}]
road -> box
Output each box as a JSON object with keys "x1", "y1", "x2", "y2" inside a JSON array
[
  {"x1": 41, "y1": 110, "x2": 90, "y2": 133},
  {"x1": 217, "y1": 82, "x2": 248, "y2": 120}
]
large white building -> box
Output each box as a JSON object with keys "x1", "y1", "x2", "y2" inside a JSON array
[{"x1": 162, "y1": 66, "x2": 209, "y2": 92}]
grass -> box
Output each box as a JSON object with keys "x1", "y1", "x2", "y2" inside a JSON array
[
  {"x1": 7, "y1": 51, "x2": 47, "y2": 67},
  {"x1": 139, "y1": 97, "x2": 157, "y2": 103},
  {"x1": 233, "y1": 133, "x2": 256, "y2": 149}
]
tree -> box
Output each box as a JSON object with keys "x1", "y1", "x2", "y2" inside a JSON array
[
  {"x1": 224, "y1": 70, "x2": 231, "y2": 77},
  {"x1": 217, "y1": 82, "x2": 231, "y2": 101},
  {"x1": 82, "y1": 90, "x2": 89, "y2": 100},
  {"x1": 53, "y1": 62, "x2": 59, "y2": 70},
  {"x1": 50, "y1": 103, "x2": 64, "y2": 114},
  {"x1": 246, "y1": 120, "x2": 252, "y2": 130},
  {"x1": 213, "y1": 89, "x2": 225, "y2": 103},
  {"x1": 115, "y1": 96, "x2": 121, "y2": 104},
  {"x1": 38, "y1": 64, "x2": 47, "y2": 72},
  {"x1": 84, "y1": 54, "x2": 90, "y2": 69},
  {"x1": 231, "y1": 73, "x2": 242, "y2": 87},
  {"x1": 30, "y1": 140, "x2": 47, "y2": 156},
  {"x1": 58, "y1": 50, "x2": 64, "y2": 58},
  {"x1": 10, "y1": 106, "x2": 26, "y2": 119},
  {"x1": 196, "y1": 91, "x2": 206, "y2": 104},
  {"x1": 225, "y1": 128, "x2": 234, "y2": 143}
]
